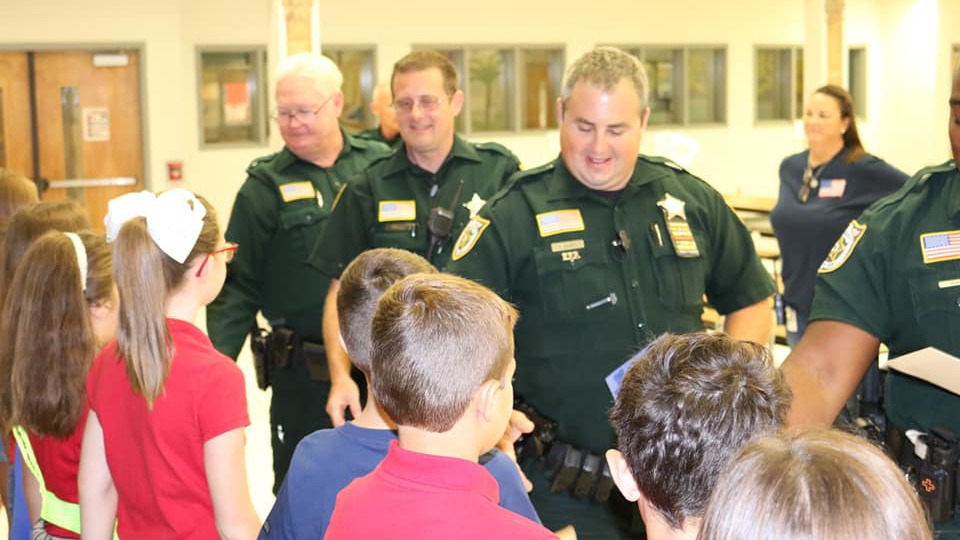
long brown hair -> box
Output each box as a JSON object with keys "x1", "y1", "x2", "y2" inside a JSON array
[
  {"x1": 0, "y1": 169, "x2": 38, "y2": 235},
  {"x1": 113, "y1": 193, "x2": 218, "y2": 407},
  {"x1": 0, "y1": 231, "x2": 113, "y2": 436},
  {"x1": 814, "y1": 84, "x2": 866, "y2": 164}
]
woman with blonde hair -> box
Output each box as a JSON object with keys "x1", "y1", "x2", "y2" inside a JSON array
[
  {"x1": 79, "y1": 190, "x2": 259, "y2": 540},
  {"x1": 697, "y1": 429, "x2": 933, "y2": 540},
  {"x1": 0, "y1": 231, "x2": 116, "y2": 539}
]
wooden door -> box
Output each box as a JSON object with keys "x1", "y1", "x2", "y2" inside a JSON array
[
  {"x1": 0, "y1": 50, "x2": 144, "y2": 231},
  {"x1": 0, "y1": 52, "x2": 35, "y2": 177}
]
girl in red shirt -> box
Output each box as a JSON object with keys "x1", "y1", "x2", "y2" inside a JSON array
[{"x1": 79, "y1": 190, "x2": 259, "y2": 540}]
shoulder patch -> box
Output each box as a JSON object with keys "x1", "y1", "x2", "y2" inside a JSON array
[
  {"x1": 536, "y1": 209, "x2": 585, "y2": 237},
  {"x1": 452, "y1": 216, "x2": 491, "y2": 261},
  {"x1": 279, "y1": 182, "x2": 316, "y2": 203},
  {"x1": 818, "y1": 220, "x2": 867, "y2": 273}
]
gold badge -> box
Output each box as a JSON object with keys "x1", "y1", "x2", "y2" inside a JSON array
[
  {"x1": 279, "y1": 181, "x2": 315, "y2": 203},
  {"x1": 657, "y1": 194, "x2": 699, "y2": 258},
  {"x1": 535, "y1": 209, "x2": 585, "y2": 237},
  {"x1": 451, "y1": 216, "x2": 491, "y2": 261},
  {"x1": 819, "y1": 220, "x2": 867, "y2": 273},
  {"x1": 378, "y1": 200, "x2": 416, "y2": 222}
]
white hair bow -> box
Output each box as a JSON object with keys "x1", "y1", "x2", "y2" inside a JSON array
[{"x1": 104, "y1": 189, "x2": 207, "y2": 264}]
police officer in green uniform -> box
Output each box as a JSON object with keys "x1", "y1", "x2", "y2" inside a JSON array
[
  {"x1": 783, "y1": 66, "x2": 960, "y2": 539},
  {"x1": 357, "y1": 82, "x2": 401, "y2": 148},
  {"x1": 206, "y1": 53, "x2": 390, "y2": 492},
  {"x1": 312, "y1": 50, "x2": 521, "y2": 425},
  {"x1": 446, "y1": 47, "x2": 775, "y2": 540}
]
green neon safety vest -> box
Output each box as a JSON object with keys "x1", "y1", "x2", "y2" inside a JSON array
[{"x1": 12, "y1": 425, "x2": 120, "y2": 540}]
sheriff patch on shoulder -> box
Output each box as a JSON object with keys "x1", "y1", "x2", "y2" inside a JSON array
[
  {"x1": 818, "y1": 220, "x2": 866, "y2": 273},
  {"x1": 451, "y1": 216, "x2": 490, "y2": 261}
]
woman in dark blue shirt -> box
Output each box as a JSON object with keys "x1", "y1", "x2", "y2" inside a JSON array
[{"x1": 771, "y1": 85, "x2": 907, "y2": 347}]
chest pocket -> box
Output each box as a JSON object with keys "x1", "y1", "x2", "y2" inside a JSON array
[
  {"x1": 647, "y1": 226, "x2": 707, "y2": 313},
  {"x1": 909, "y1": 270, "x2": 960, "y2": 353},
  {"x1": 372, "y1": 222, "x2": 425, "y2": 254},
  {"x1": 279, "y1": 205, "x2": 327, "y2": 263},
  {"x1": 532, "y1": 242, "x2": 614, "y2": 326}
]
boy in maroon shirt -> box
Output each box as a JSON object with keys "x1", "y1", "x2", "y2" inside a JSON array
[{"x1": 325, "y1": 273, "x2": 558, "y2": 540}]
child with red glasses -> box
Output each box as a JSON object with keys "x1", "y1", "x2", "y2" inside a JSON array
[{"x1": 79, "y1": 189, "x2": 259, "y2": 540}]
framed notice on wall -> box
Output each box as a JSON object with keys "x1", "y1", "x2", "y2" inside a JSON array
[{"x1": 83, "y1": 106, "x2": 110, "y2": 142}]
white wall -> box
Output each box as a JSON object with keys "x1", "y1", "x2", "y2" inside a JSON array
[{"x1": 1, "y1": 0, "x2": 954, "y2": 218}]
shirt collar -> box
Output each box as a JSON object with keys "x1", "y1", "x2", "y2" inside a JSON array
[
  {"x1": 378, "y1": 440, "x2": 498, "y2": 503},
  {"x1": 382, "y1": 134, "x2": 481, "y2": 178},
  {"x1": 943, "y1": 161, "x2": 960, "y2": 217},
  {"x1": 277, "y1": 129, "x2": 354, "y2": 170},
  {"x1": 546, "y1": 154, "x2": 668, "y2": 203}
]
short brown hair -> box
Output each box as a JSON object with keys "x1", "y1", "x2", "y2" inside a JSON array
[
  {"x1": 562, "y1": 47, "x2": 649, "y2": 112},
  {"x1": 699, "y1": 429, "x2": 933, "y2": 540},
  {"x1": 337, "y1": 248, "x2": 436, "y2": 375},
  {"x1": 391, "y1": 50, "x2": 459, "y2": 98},
  {"x1": 609, "y1": 333, "x2": 791, "y2": 529},
  {"x1": 0, "y1": 231, "x2": 113, "y2": 436},
  {"x1": 370, "y1": 273, "x2": 517, "y2": 432}
]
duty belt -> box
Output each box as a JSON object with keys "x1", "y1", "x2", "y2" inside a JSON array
[{"x1": 250, "y1": 325, "x2": 329, "y2": 390}]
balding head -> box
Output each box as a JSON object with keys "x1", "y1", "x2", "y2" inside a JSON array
[{"x1": 276, "y1": 53, "x2": 343, "y2": 96}]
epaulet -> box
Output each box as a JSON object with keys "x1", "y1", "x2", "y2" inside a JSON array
[
  {"x1": 510, "y1": 160, "x2": 555, "y2": 183},
  {"x1": 473, "y1": 141, "x2": 515, "y2": 157},
  {"x1": 245, "y1": 151, "x2": 281, "y2": 174},
  {"x1": 637, "y1": 154, "x2": 689, "y2": 174},
  {"x1": 867, "y1": 160, "x2": 956, "y2": 214},
  {"x1": 364, "y1": 149, "x2": 396, "y2": 168},
  {"x1": 349, "y1": 134, "x2": 391, "y2": 154}
]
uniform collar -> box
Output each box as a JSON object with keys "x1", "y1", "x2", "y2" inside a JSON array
[
  {"x1": 276, "y1": 129, "x2": 354, "y2": 170},
  {"x1": 378, "y1": 441, "x2": 498, "y2": 502},
  {"x1": 942, "y1": 162, "x2": 960, "y2": 218},
  {"x1": 382, "y1": 134, "x2": 481, "y2": 178},
  {"x1": 546, "y1": 154, "x2": 670, "y2": 203}
]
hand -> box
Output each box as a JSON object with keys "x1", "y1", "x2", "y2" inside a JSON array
[
  {"x1": 496, "y1": 409, "x2": 535, "y2": 492},
  {"x1": 325, "y1": 376, "x2": 361, "y2": 427},
  {"x1": 553, "y1": 525, "x2": 577, "y2": 540}
]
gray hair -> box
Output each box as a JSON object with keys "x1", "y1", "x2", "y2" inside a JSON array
[
  {"x1": 561, "y1": 47, "x2": 649, "y2": 111},
  {"x1": 276, "y1": 53, "x2": 343, "y2": 96}
]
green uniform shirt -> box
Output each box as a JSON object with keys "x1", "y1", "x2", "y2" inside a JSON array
[
  {"x1": 446, "y1": 156, "x2": 776, "y2": 453},
  {"x1": 207, "y1": 133, "x2": 391, "y2": 359},
  {"x1": 310, "y1": 134, "x2": 520, "y2": 276},
  {"x1": 357, "y1": 126, "x2": 401, "y2": 149},
  {"x1": 811, "y1": 160, "x2": 960, "y2": 435}
]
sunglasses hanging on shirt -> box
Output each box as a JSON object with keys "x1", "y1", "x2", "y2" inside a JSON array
[{"x1": 798, "y1": 153, "x2": 840, "y2": 204}]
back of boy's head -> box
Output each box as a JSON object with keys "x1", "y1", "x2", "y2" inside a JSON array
[
  {"x1": 337, "y1": 248, "x2": 436, "y2": 374},
  {"x1": 370, "y1": 273, "x2": 517, "y2": 433},
  {"x1": 609, "y1": 333, "x2": 792, "y2": 529}
]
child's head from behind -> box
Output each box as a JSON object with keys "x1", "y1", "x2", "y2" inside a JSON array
[
  {"x1": 337, "y1": 248, "x2": 436, "y2": 375},
  {"x1": 370, "y1": 273, "x2": 517, "y2": 443}
]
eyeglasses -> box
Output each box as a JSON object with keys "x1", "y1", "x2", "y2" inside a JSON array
[
  {"x1": 391, "y1": 95, "x2": 446, "y2": 114},
  {"x1": 798, "y1": 165, "x2": 818, "y2": 204},
  {"x1": 196, "y1": 242, "x2": 238, "y2": 277},
  {"x1": 271, "y1": 94, "x2": 335, "y2": 125}
]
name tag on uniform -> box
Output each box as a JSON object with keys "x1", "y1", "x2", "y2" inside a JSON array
[
  {"x1": 818, "y1": 178, "x2": 847, "y2": 198},
  {"x1": 279, "y1": 182, "x2": 315, "y2": 203},
  {"x1": 378, "y1": 200, "x2": 416, "y2": 222},
  {"x1": 536, "y1": 209, "x2": 585, "y2": 237}
]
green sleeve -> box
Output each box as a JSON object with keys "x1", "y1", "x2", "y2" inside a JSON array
[
  {"x1": 702, "y1": 188, "x2": 777, "y2": 314},
  {"x1": 809, "y1": 223, "x2": 890, "y2": 340},
  {"x1": 206, "y1": 175, "x2": 279, "y2": 359},
  {"x1": 309, "y1": 177, "x2": 376, "y2": 279},
  {"x1": 444, "y1": 206, "x2": 513, "y2": 301}
]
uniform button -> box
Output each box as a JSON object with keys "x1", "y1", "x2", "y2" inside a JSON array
[
  {"x1": 637, "y1": 323, "x2": 644, "y2": 329},
  {"x1": 631, "y1": 280, "x2": 639, "y2": 288}
]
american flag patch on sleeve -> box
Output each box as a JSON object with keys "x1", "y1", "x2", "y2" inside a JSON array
[{"x1": 921, "y1": 230, "x2": 960, "y2": 264}]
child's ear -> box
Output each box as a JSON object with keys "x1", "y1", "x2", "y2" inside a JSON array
[
  {"x1": 475, "y1": 379, "x2": 502, "y2": 423},
  {"x1": 606, "y1": 449, "x2": 641, "y2": 502},
  {"x1": 88, "y1": 297, "x2": 115, "y2": 321}
]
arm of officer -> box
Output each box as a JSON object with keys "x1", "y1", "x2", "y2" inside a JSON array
[
  {"x1": 722, "y1": 297, "x2": 773, "y2": 344},
  {"x1": 207, "y1": 177, "x2": 277, "y2": 359},
  {"x1": 781, "y1": 319, "x2": 880, "y2": 428},
  {"x1": 322, "y1": 278, "x2": 360, "y2": 427}
]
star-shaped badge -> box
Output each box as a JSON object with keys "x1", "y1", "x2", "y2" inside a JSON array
[
  {"x1": 656, "y1": 193, "x2": 687, "y2": 221},
  {"x1": 463, "y1": 193, "x2": 486, "y2": 219}
]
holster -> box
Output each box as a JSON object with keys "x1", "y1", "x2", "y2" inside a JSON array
[
  {"x1": 261, "y1": 325, "x2": 329, "y2": 383},
  {"x1": 249, "y1": 326, "x2": 271, "y2": 390}
]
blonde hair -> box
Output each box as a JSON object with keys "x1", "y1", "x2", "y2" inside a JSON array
[
  {"x1": 697, "y1": 429, "x2": 933, "y2": 540},
  {"x1": 113, "y1": 193, "x2": 217, "y2": 407}
]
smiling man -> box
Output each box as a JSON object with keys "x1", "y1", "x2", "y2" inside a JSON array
[
  {"x1": 206, "y1": 53, "x2": 391, "y2": 492},
  {"x1": 312, "y1": 50, "x2": 521, "y2": 426},
  {"x1": 445, "y1": 47, "x2": 775, "y2": 539}
]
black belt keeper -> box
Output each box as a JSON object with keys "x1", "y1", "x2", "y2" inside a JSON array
[{"x1": 266, "y1": 326, "x2": 330, "y2": 382}]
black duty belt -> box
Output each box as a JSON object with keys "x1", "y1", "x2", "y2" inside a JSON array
[{"x1": 249, "y1": 325, "x2": 329, "y2": 390}]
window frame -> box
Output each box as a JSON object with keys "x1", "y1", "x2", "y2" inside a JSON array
[
  {"x1": 195, "y1": 45, "x2": 269, "y2": 149},
  {"x1": 753, "y1": 45, "x2": 804, "y2": 124},
  {"x1": 413, "y1": 44, "x2": 565, "y2": 134},
  {"x1": 322, "y1": 45, "x2": 378, "y2": 135},
  {"x1": 607, "y1": 44, "x2": 728, "y2": 127}
]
